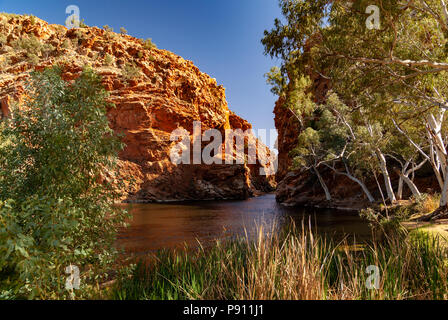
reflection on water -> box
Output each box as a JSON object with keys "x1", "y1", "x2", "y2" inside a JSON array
[{"x1": 117, "y1": 194, "x2": 372, "y2": 254}]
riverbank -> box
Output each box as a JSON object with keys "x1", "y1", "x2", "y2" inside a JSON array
[{"x1": 107, "y1": 221, "x2": 448, "y2": 300}]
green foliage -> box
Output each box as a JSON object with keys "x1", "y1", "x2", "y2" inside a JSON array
[
  {"x1": 143, "y1": 38, "x2": 156, "y2": 50},
  {"x1": 0, "y1": 67, "x2": 128, "y2": 299},
  {"x1": 72, "y1": 28, "x2": 85, "y2": 42},
  {"x1": 26, "y1": 53, "x2": 40, "y2": 65},
  {"x1": 264, "y1": 66, "x2": 286, "y2": 96},
  {"x1": 0, "y1": 56, "x2": 11, "y2": 69},
  {"x1": 104, "y1": 53, "x2": 115, "y2": 66},
  {"x1": 0, "y1": 34, "x2": 7, "y2": 46},
  {"x1": 103, "y1": 25, "x2": 113, "y2": 33},
  {"x1": 413, "y1": 193, "x2": 441, "y2": 215},
  {"x1": 122, "y1": 62, "x2": 141, "y2": 82},
  {"x1": 263, "y1": 0, "x2": 448, "y2": 204},
  {"x1": 79, "y1": 19, "x2": 88, "y2": 28},
  {"x1": 11, "y1": 35, "x2": 54, "y2": 63},
  {"x1": 62, "y1": 39, "x2": 71, "y2": 49},
  {"x1": 120, "y1": 27, "x2": 128, "y2": 35},
  {"x1": 0, "y1": 13, "x2": 20, "y2": 19}
]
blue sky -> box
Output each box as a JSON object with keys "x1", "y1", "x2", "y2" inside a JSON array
[{"x1": 0, "y1": 0, "x2": 281, "y2": 145}]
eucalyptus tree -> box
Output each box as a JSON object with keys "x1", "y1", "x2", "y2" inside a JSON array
[
  {"x1": 263, "y1": 0, "x2": 448, "y2": 209},
  {"x1": 289, "y1": 91, "x2": 377, "y2": 203},
  {"x1": 320, "y1": 0, "x2": 448, "y2": 207}
]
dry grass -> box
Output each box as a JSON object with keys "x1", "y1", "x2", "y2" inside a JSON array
[{"x1": 415, "y1": 194, "x2": 441, "y2": 215}]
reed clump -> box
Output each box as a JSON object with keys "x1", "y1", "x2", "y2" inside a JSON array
[{"x1": 111, "y1": 221, "x2": 448, "y2": 300}]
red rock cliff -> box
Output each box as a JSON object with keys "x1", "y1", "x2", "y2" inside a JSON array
[{"x1": 0, "y1": 14, "x2": 275, "y2": 202}]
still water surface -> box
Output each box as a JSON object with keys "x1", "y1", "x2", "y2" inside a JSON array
[{"x1": 117, "y1": 194, "x2": 372, "y2": 254}]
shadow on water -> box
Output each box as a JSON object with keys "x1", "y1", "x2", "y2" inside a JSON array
[{"x1": 117, "y1": 194, "x2": 372, "y2": 255}]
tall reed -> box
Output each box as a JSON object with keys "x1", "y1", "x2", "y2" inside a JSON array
[{"x1": 111, "y1": 221, "x2": 448, "y2": 300}]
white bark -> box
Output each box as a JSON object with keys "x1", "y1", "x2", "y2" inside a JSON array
[
  {"x1": 402, "y1": 175, "x2": 421, "y2": 198},
  {"x1": 395, "y1": 158, "x2": 426, "y2": 199},
  {"x1": 426, "y1": 111, "x2": 448, "y2": 206},
  {"x1": 345, "y1": 173, "x2": 375, "y2": 203},
  {"x1": 394, "y1": 117, "x2": 447, "y2": 205},
  {"x1": 376, "y1": 149, "x2": 396, "y2": 202},
  {"x1": 441, "y1": 166, "x2": 448, "y2": 206},
  {"x1": 314, "y1": 166, "x2": 331, "y2": 201},
  {"x1": 426, "y1": 111, "x2": 447, "y2": 174},
  {"x1": 323, "y1": 163, "x2": 375, "y2": 202},
  {"x1": 397, "y1": 176, "x2": 404, "y2": 200}
]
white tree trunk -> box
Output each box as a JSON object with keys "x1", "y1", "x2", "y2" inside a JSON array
[
  {"x1": 314, "y1": 166, "x2": 331, "y2": 201},
  {"x1": 427, "y1": 112, "x2": 446, "y2": 169},
  {"x1": 441, "y1": 166, "x2": 448, "y2": 206},
  {"x1": 401, "y1": 175, "x2": 421, "y2": 198},
  {"x1": 324, "y1": 163, "x2": 375, "y2": 202},
  {"x1": 376, "y1": 150, "x2": 396, "y2": 202},
  {"x1": 395, "y1": 159, "x2": 426, "y2": 200},
  {"x1": 397, "y1": 176, "x2": 404, "y2": 200},
  {"x1": 426, "y1": 111, "x2": 448, "y2": 207},
  {"x1": 345, "y1": 173, "x2": 375, "y2": 203}
]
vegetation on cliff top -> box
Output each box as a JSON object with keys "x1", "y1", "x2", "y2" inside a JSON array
[{"x1": 0, "y1": 13, "x2": 158, "y2": 85}]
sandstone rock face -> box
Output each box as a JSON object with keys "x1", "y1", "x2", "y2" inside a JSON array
[{"x1": 0, "y1": 14, "x2": 275, "y2": 202}]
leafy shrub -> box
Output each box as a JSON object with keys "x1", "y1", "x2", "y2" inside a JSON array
[
  {"x1": 104, "y1": 53, "x2": 115, "y2": 66},
  {"x1": 122, "y1": 62, "x2": 141, "y2": 82},
  {"x1": 120, "y1": 27, "x2": 128, "y2": 35},
  {"x1": 71, "y1": 38, "x2": 79, "y2": 48},
  {"x1": 72, "y1": 29, "x2": 84, "y2": 40},
  {"x1": 143, "y1": 38, "x2": 156, "y2": 50},
  {"x1": 0, "y1": 67, "x2": 128, "y2": 299},
  {"x1": 0, "y1": 13, "x2": 20, "y2": 19},
  {"x1": 359, "y1": 207, "x2": 407, "y2": 239},
  {"x1": 26, "y1": 53, "x2": 40, "y2": 65},
  {"x1": 62, "y1": 39, "x2": 71, "y2": 49},
  {"x1": 0, "y1": 56, "x2": 11, "y2": 69},
  {"x1": 11, "y1": 35, "x2": 54, "y2": 63},
  {"x1": 0, "y1": 34, "x2": 7, "y2": 46},
  {"x1": 79, "y1": 19, "x2": 88, "y2": 28},
  {"x1": 103, "y1": 25, "x2": 113, "y2": 33}
]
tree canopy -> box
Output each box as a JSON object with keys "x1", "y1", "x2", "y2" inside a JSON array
[
  {"x1": 0, "y1": 67, "x2": 127, "y2": 299},
  {"x1": 263, "y1": 0, "x2": 448, "y2": 212}
]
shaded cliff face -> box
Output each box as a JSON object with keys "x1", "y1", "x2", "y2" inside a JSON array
[{"x1": 0, "y1": 14, "x2": 275, "y2": 202}]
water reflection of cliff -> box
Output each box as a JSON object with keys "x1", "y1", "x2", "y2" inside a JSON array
[{"x1": 117, "y1": 194, "x2": 372, "y2": 255}]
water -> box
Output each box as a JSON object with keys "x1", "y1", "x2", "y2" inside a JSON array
[{"x1": 117, "y1": 194, "x2": 372, "y2": 254}]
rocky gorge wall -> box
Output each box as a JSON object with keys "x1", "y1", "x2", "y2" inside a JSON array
[{"x1": 0, "y1": 14, "x2": 275, "y2": 202}]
